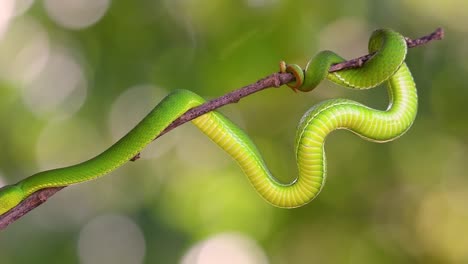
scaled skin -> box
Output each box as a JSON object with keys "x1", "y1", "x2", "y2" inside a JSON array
[{"x1": 0, "y1": 29, "x2": 417, "y2": 215}]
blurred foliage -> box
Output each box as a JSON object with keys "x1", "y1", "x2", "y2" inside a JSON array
[{"x1": 0, "y1": 0, "x2": 467, "y2": 263}]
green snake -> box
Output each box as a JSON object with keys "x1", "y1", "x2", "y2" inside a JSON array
[{"x1": 0, "y1": 29, "x2": 417, "y2": 215}]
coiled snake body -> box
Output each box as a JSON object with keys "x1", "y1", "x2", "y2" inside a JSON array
[{"x1": 0, "y1": 29, "x2": 417, "y2": 214}]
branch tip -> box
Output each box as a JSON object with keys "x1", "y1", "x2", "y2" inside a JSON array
[{"x1": 0, "y1": 27, "x2": 444, "y2": 230}]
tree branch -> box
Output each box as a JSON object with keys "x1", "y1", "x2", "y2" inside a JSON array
[{"x1": 0, "y1": 28, "x2": 444, "y2": 230}]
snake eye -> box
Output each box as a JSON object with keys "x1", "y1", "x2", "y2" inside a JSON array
[{"x1": 0, "y1": 185, "x2": 24, "y2": 215}]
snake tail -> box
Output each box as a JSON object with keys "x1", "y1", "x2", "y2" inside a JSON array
[{"x1": 0, "y1": 29, "x2": 417, "y2": 215}]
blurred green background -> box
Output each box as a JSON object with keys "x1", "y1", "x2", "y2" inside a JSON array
[{"x1": 0, "y1": 0, "x2": 466, "y2": 263}]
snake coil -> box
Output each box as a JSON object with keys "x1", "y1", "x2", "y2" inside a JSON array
[{"x1": 0, "y1": 29, "x2": 417, "y2": 214}]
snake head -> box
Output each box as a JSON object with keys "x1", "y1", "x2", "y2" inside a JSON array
[{"x1": 0, "y1": 185, "x2": 24, "y2": 215}]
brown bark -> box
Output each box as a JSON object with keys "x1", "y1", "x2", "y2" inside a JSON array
[{"x1": 0, "y1": 28, "x2": 444, "y2": 230}]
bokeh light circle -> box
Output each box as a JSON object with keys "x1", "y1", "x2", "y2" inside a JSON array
[
  {"x1": 44, "y1": 0, "x2": 111, "y2": 29},
  {"x1": 0, "y1": 0, "x2": 15, "y2": 40},
  {"x1": 181, "y1": 233, "x2": 268, "y2": 264},
  {"x1": 20, "y1": 48, "x2": 87, "y2": 119},
  {"x1": 78, "y1": 214, "x2": 146, "y2": 264},
  {"x1": 0, "y1": 17, "x2": 50, "y2": 86},
  {"x1": 13, "y1": 0, "x2": 35, "y2": 17}
]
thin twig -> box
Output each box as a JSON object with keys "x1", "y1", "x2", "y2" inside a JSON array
[
  {"x1": 329, "y1": 27, "x2": 444, "y2": 72},
  {"x1": 0, "y1": 28, "x2": 444, "y2": 230}
]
